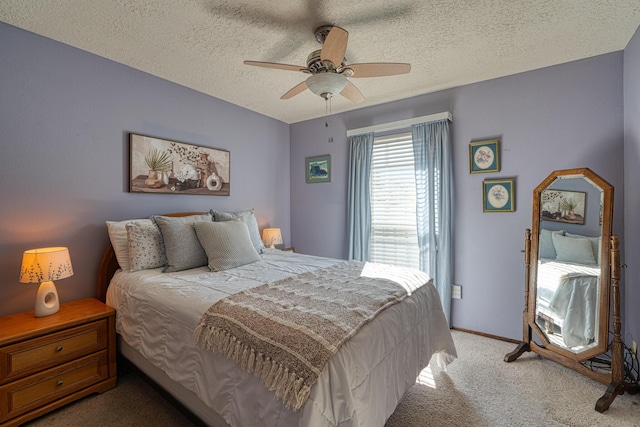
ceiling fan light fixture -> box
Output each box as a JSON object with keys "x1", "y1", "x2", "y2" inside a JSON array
[{"x1": 306, "y1": 73, "x2": 347, "y2": 99}]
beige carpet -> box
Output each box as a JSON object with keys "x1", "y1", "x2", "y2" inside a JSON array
[{"x1": 25, "y1": 331, "x2": 639, "y2": 427}]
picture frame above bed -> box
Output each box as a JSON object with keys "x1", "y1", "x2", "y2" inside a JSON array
[{"x1": 129, "y1": 133, "x2": 230, "y2": 196}]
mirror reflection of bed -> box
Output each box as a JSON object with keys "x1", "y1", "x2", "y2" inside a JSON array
[
  {"x1": 534, "y1": 175, "x2": 604, "y2": 354},
  {"x1": 536, "y1": 243, "x2": 600, "y2": 351}
]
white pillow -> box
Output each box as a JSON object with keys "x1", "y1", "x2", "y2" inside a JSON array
[
  {"x1": 565, "y1": 232, "x2": 601, "y2": 265},
  {"x1": 126, "y1": 221, "x2": 167, "y2": 272},
  {"x1": 194, "y1": 220, "x2": 261, "y2": 272},
  {"x1": 106, "y1": 219, "x2": 154, "y2": 271},
  {"x1": 551, "y1": 233, "x2": 597, "y2": 265},
  {"x1": 539, "y1": 229, "x2": 563, "y2": 260}
]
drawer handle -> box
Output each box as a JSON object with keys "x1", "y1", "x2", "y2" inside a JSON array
[
  {"x1": 56, "y1": 380, "x2": 64, "y2": 386},
  {"x1": 56, "y1": 345, "x2": 63, "y2": 352}
]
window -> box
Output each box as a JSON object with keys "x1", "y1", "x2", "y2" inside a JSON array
[{"x1": 369, "y1": 132, "x2": 419, "y2": 269}]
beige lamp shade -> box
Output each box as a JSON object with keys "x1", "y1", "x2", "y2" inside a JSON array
[
  {"x1": 262, "y1": 228, "x2": 283, "y2": 249},
  {"x1": 20, "y1": 247, "x2": 74, "y2": 317}
]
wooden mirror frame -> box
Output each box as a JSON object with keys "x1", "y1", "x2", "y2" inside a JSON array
[
  {"x1": 504, "y1": 168, "x2": 635, "y2": 412},
  {"x1": 530, "y1": 168, "x2": 613, "y2": 360}
]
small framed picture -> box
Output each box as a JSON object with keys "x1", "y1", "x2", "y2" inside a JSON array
[
  {"x1": 469, "y1": 139, "x2": 500, "y2": 173},
  {"x1": 305, "y1": 155, "x2": 331, "y2": 184},
  {"x1": 483, "y1": 179, "x2": 515, "y2": 212}
]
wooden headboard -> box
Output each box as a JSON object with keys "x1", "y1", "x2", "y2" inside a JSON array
[{"x1": 97, "y1": 212, "x2": 208, "y2": 302}]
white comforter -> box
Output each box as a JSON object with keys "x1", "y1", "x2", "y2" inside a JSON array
[
  {"x1": 536, "y1": 259, "x2": 600, "y2": 348},
  {"x1": 106, "y1": 249, "x2": 456, "y2": 427}
]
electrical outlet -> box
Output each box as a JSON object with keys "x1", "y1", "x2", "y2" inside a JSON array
[
  {"x1": 452, "y1": 284, "x2": 462, "y2": 299},
  {"x1": 633, "y1": 341, "x2": 637, "y2": 359}
]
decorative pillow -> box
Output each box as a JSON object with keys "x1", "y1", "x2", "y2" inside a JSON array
[
  {"x1": 211, "y1": 209, "x2": 265, "y2": 253},
  {"x1": 106, "y1": 219, "x2": 154, "y2": 271},
  {"x1": 552, "y1": 233, "x2": 597, "y2": 265},
  {"x1": 565, "y1": 232, "x2": 601, "y2": 265},
  {"x1": 126, "y1": 221, "x2": 167, "y2": 272},
  {"x1": 539, "y1": 229, "x2": 564, "y2": 260},
  {"x1": 193, "y1": 220, "x2": 261, "y2": 272},
  {"x1": 152, "y1": 213, "x2": 213, "y2": 272}
]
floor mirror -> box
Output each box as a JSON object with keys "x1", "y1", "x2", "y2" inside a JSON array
[{"x1": 504, "y1": 167, "x2": 638, "y2": 412}]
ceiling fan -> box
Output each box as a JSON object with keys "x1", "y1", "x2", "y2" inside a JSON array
[{"x1": 244, "y1": 25, "x2": 411, "y2": 103}]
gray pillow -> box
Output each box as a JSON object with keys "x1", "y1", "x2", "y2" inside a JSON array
[
  {"x1": 193, "y1": 220, "x2": 261, "y2": 272},
  {"x1": 211, "y1": 209, "x2": 265, "y2": 253},
  {"x1": 152, "y1": 213, "x2": 213, "y2": 272},
  {"x1": 126, "y1": 221, "x2": 167, "y2": 272}
]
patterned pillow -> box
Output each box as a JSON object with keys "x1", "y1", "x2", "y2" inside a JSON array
[
  {"x1": 152, "y1": 213, "x2": 213, "y2": 272},
  {"x1": 194, "y1": 220, "x2": 261, "y2": 272},
  {"x1": 211, "y1": 209, "x2": 265, "y2": 253},
  {"x1": 106, "y1": 218, "x2": 154, "y2": 271},
  {"x1": 126, "y1": 221, "x2": 167, "y2": 272}
]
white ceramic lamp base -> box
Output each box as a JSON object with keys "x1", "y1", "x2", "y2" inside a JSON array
[{"x1": 35, "y1": 280, "x2": 60, "y2": 317}]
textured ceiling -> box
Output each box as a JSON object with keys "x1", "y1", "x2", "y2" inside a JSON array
[{"x1": 1, "y1": 1, "x2": 639, "y2": 124}]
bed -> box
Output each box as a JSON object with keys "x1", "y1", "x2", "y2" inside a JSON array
[{"x1": 98, "y1": 211, "x2": 456, "y2": 427}]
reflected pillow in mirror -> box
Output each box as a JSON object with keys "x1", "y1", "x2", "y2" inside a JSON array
[
  {"x1": 565, "y1": 232, "x2": 601, "y2": 265},
  {"x1": 552, "y1": 233, "x2": 597, "y2": 265},
  {"x1": 539, "y1": 229, "x2": 564, "y2": 260}
]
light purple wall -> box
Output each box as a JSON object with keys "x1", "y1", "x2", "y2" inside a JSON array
[
  {"x1": 290, "y1": 53, "x2": 626, "y2": 341},
  {"x1": 623, "y1": 26, "x2": 640, "y2": 349},
  {"x1": 0, "y1": 23, "x2": 290, "y2": 316}
]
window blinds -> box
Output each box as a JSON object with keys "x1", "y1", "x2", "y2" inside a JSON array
[{"x1": 369, "y1": 132, "x2": 419, "y2": 269}]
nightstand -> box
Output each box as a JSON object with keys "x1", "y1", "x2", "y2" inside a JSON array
[{"x1": 0, "y1": 298, "x2": 116, "y2": 426}]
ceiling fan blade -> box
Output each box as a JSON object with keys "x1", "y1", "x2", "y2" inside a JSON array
[
  {"x1": 346, "y1": 63, "x2": 411, "y2": 78},
  {"x1": 320, "y1": 26, "x2": 348, "y2": 67},
  {"x1": 244, "y1": 61, "x2": 307, "y2": 73},
  {"x1": 340, "y1": 81, "x2": 365, "y2": 103},
  {"x1": 281, "y1": 81, "x2": 308, "y2": 100}
]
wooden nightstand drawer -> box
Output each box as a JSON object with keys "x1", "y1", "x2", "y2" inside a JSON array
[
  {"x1": 0, "y1": 299, "x2": 116, "y2": 426},
  {"x1": 0, "y1": 351, "x2": 108, "y2": 422},
  {"x1": 0, "y1": 320, "x2": 107, "y2": 384}
]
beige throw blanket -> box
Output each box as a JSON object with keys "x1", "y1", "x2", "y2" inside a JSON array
[{"x1": 193, "y1": 261, "x2": 423, "y2": 411}]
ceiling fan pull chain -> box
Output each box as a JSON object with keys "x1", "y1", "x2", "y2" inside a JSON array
[{"x1": 326, "y1": 97, "x2": 334, "y2": 143}]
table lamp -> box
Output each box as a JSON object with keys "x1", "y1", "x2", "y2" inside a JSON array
[
  {"x1": 262, "y1": 228, "x2": 283, "y2": 249},
  {"x1": 19, "y1": 247, "x2": 74, "y2": 317}
]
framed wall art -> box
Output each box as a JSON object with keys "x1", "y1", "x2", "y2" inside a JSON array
[
  {"x1": 305, "y1": 155, "x2": 331, "y2": 184},
  {"x1": 470, "y1": 139, "x2": 500, "y2": 173},
  {"x1": 129, "y1": 133, "x2": 230, "y2": 196},
  {"x1": 540, "y1": 189, "x2": 586, "y2": 225},
  {"x1": 483, "y1": 179, "x2": 515, "y2": 212}
]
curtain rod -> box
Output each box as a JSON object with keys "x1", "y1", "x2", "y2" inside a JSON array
[{"x1": 346, "y1": 111, "x2": 452, "y2": 137}]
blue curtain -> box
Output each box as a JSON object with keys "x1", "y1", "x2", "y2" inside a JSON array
[
  {"x1": 412, "y1": 120, "x2": 453, "y2": 325},
  {"x1": 347, "y1": 133, "x2": 374, "y2": 261}
]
